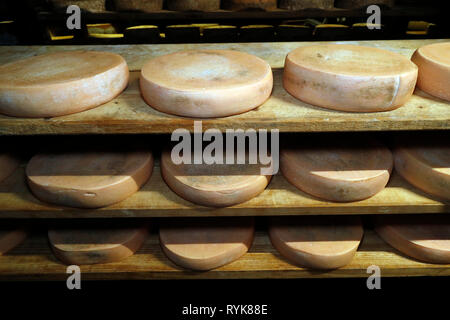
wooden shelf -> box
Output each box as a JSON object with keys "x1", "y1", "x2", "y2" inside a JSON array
[
  {"x1": 36, "y1": 6, "x2": 443, "y2": 22},
  {"x1": 0, "y1": 40, "x2": 449, "y2": 135},
  {"x1": 1, "y1": 230, "x2": 449, "y2": 280},
  {"x1": 0, "y1": 163, "x2": 448, "y2": 219}
]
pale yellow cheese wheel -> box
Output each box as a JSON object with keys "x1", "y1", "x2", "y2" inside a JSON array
[
  {"x1": 161, "y1": 148, "x2": 272, "y2": 207},
  {"x1": 283, "y1": 44, "x2": 418, "y2": 112},
  {"x1": 0, "y1": 51, "x2": 129, "y2": 118},
  {"x1": 411, "y1": 42, "x2": 450, "y2": 101},
  {"x1": 140, "y1": 50, "x2": 273, "y2": 118},
  {"x1": 269, "y1": 216, "x2": 363, "y2": 269},
  {"x1": 26, "y1": 150, "x2": 153, "y2": 208},
  {"x1": 160, "y1": 218, "x2": 254, "y2": 271},
  {"x1": 49, "y1": 223, "x2": 148, "y2": 265}
]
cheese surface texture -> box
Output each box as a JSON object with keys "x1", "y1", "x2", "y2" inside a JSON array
[
  {"x1": 140, "y1": 50, "x2": 273, "y2": 118},
  {"x1": 411, "y1": 42, "x2": 450, "y2": 101},
  {"x1": 0, "y1": 228, "x2": 27, "y2": 255},
  {"x1": 375, "y1": 215, "x2": 450, "y2": 264},
  {"x1": 0, "y1": 51, "x2": 129, "y2": 118},
  {"x1": 161, "y1": 148, "x2": 272, "y2": 207},
  {"x1": 269, "y1": 216, "x2": 363, "y2": 269},
  {"x1": 0, "y1": 153, "x2": 20, "y2": 183},
  {"x1": 160, "y1": 218, "x2": 254, "y2": 270},
  {"x1": 280, "y1": 138, "x2": 393, "y2": 202},
  {"x1": 283, "y1": 44, "x2": 418, "y2": 112},
  {"x1": 49, "y1": 223, "x2": 148, "y2": 265},
  {"x1": 26, "y1": 150, "x2": 153, "y2": 208}
]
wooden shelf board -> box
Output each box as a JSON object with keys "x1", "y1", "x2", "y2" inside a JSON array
[
  {"x1": 0, "y1": 163, "x2": 448, "y2": 219},
  {"x1": 1, "y1": 230, "x2": 449, "y2": 280},
  {"x1": 0, "y1": 40, "x2": 449, "y2": 135}
]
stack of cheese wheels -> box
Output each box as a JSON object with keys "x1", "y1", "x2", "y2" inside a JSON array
[
  {"x1": 375, "y1": 215, "x2": 450, "y2": 264},
  {"x1": 26, "y1": 149, "x2": 153, "y2": 208},
  {"x1": 269, "y1": 216, "x2": 363, "y2": 269},
  {"x1": 283, "y1": 44, "x2": 418, "y2": 112},
  {"x1": 160, "y1": 218, "x2": 254, "y2": 271},
  {"x1": 161, "y1": 148, "x2": 272, "y2": 207},
  {"x1": 0, "y1": 227, "x2": 27, "y2": 255},
  {"x1": 411, "y1": 42, "x2": 450, "y2": 101},
  {"x1": 280, "y1": 137, "x2": 393, "y2": 202},
  {"x1": 140, "y1": 50, "x2": 273, "y2": 118},
  {"x1": 222, "y1": 0, "x2": 277, "y2": 10},
  {"x1": 49, "y1": 222, "x2": 148, "y2": 265},
  {"x1": 167, "y1": 0, "x2": 220, "y2": 11},
  {"x1": 0, "y1": 153, "x2": 20, "y2": 183},
  {"x1": 393, "y1": 135, "x2": 449, "y2": 200},
  {"x1": 0, "y1": 51, "x2": 129, "y2": 118}
]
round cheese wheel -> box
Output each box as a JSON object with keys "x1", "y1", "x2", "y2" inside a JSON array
[
  {"x1": 160, "y1": 218, "x2": 254, "y2": 270},
  {"x1": 283, "y1": 44, "x2": 418, "y2": 112},
  {"x1": 222, "y1": 0, "x2": 277, "y2": 10},
  {"x1": 140, "y1": 50, "x2": 273, "y2": 118},
  {"x1": 269, "y1": 216, "x2": 363, "y2": 269},
  {"x1": 0, "y1": 51, "x2": 129, "y2": 118},
  {"x1": 375, "y1": 215, "x2": 450, "y2": 264},
  {"x1": 26, "y1": 150, "x2": 153, "y2": 208},
  {"x1": 49, "y1": 223, "x2": 148, "y2": 265},
  {"x1": 280, "y1": 138, "x2": 393, "y2": 202},
  {"x1": 167, "y1": 0, "x2": 220, "y2": 11},
  {"x1": 0, "y1": 153, "x2": 20, "y2": 183},
  {"x1": 411, "y1": 42, "x2": 450, "y2": 101},
  {"x1": 394, "y1": 136, "x2": 449, "y2": 200},
  {"x1": 161, "y1": 148, "x2": 271, "y2": 207},
  {"x1": 0, "y1": 228, "x2": 27, "y2": 255}
]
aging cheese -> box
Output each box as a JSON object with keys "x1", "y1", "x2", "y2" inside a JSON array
[
  {"x1": 269, "y1": 216, "x2": 363, "y2": 269},
  {"x1": 283, "y1": 44, "x2": 418, "y2": 112},
  {"x1": 280, "y1": 138, "x2": 393, "y2": 202},
  {"x1": 160, "y1": 218, "x2": 254, "y2": 271},
  {"x1": 279, "y1": 0, "x2": 334, "y2": 10},
  {"x1": 375, "y1": 215, "x2": 450, "y2": 264},
  {"x1": 49, "y1": 223, "x2": 148, "y2": 265},
  {"x1": 140, "y1": 50, "x2": 273, "y2": 118},
  {"x1": 0, "y1": 153, "x2": 20, "y2": 183},
  {"x1": 411, "y1": 42, "x2": 450, "y2": 101},
  {"x1": 0, "y1": 228, "x2": 27, "y2": 255},
  {"x1": 167, "y1": 0, "x2": 220, "y2": 11},
  {"x1": 222, "y1": 0, "x2": 277, "y2": 10},
  {"x1": 26, "y1": 150, "x2": 153, "y2": 208},
  {"x1": 394, "y1": 136, "x2": 450, "y2": 200},
  {"x1": 161, "y1": 148, "x2": 271, "y2": 207},
  {"x1": 0, "y1": 51, "x2": 129, "y2": 118}
]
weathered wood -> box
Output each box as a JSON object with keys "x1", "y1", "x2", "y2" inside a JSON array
[
  {"x1": 0, "y1": 164, "x2": 447, "y2": 218},
  {"x1": 1, "y1": 230, "x2": 449, "y2": 280},
  {"x1": 0, "y1": 40, "x2": 448, "y2": 135}
]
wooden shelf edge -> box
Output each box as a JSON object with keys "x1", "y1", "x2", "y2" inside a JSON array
[
  {"x1": 1, "y1": 230, "x2": 449, "y2": 281},
  {"x1": 0, "y1": 164, "x2": 448, "y2": 218}
]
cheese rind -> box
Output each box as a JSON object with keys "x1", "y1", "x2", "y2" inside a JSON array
[
  {"x1": 160, "y1": 218, "x2": 254, "y2": 271},
  {"x1": 280, "y1": 139, "x2": 393, "y2": 202},
  {"x1": 0, "y1": 228, "x2": 27, "y2": 255},
  {"x1": 375, "y1": 215, "x2": 450, "y2": 264},
  {"x1": 49, "y1": 224, "x2": 148, "y2": 265},
  {"x1": 0, "y1": 51, "x2": 129, "y2": 118},
  {"x1": 283, "y1": 44, "x2": 418, "y2": 112},
  {"x1": 140, "y1": 50, "x2": 273, "y2": 118},
  {"x1": 394, "y1": 137, "x2": 450, "y2": 200},
  {"x1": 161, "y1": 148, "x2": 271, "y2": 207},
  {"x1": 0, "y1": 153, "x2": 20, "y2": 183},
  {"x1": 26, "y1": 150, "x2": 153, "y2": 208},
  {"x1": 269, "y1": 216, "x2": 363, "y2": 269},
  {"x1": 411, "y1": 42, "x2": 450, "y2": 101}
]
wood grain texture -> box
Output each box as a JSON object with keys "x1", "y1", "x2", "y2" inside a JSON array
[
  {"x1": 1, "y1": 230, "x2": 449, "y2": 280},
  {"x1": 0, "y1": 164, "x2": 448, "y2": 218},
  {"x1": 0, "y1": 40, "x2": 449, "y2": 135}
]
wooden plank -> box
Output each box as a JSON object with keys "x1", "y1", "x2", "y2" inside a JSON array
[
  {"x1": 0, "y1": 164, "x2": 448, "y2": 218},
  {"x1": 0, "y1": 40, "x2": 449, "y2": 135},
  {"x1": 1, "y1": 230, "x2": 449, "y2": 280}
]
